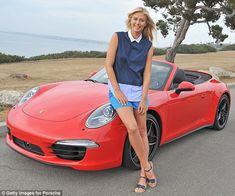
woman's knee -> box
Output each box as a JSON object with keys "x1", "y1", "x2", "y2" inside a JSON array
[{"x1": 126, "y1": 124, "x2": 139, "y2": 134}]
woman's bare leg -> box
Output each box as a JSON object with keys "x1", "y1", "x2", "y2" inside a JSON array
[
  {"x1": 134, "y1": 109, "x2": 149, "y2": 170},
  {"x1": 134, "y1": 109, "x2": 157, "y2": 187},
  {"x1": 116, "y1": 106, "x2": 149, "y2": 192},
  {"x1": 116, "y1": 107, "x2": 149, "y2": 170}
]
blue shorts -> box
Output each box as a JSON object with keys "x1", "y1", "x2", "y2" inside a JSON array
[{"x1": 108, "y1": 91, "x2": 148, "y2": 110}]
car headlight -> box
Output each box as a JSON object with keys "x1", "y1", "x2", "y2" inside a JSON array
[
  {"x1": 86, "y1": 103, "x2": 116, "y2": 128},
  {"x1": 18, "y1": 87, "x2": 40, "y2": 105},
  {"x1": 56, "y1": 140, "x2": 99, "y2": 148}
]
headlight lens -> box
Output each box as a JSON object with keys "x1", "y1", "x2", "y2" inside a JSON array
[
  {"x1": 86, "y1": 103, "x2": 116, "y2": 128},
  {"x1": 18, "y1": 87, "x2": 39, "y2": 105}
]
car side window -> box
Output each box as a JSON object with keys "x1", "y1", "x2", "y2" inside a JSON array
[{"x1": 168, "y1": 68, "x2": 186, "y2": 90}]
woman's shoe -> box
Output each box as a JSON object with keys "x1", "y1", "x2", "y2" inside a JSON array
[
  {"x1": 134, "y1": 176, "x2": 147, "y2": 193},
  {"x1": 144, "y1": 161, "x2": 157, "y2": 188}
]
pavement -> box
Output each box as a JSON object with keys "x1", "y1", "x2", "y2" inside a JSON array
[
  {"x1": 0, "y1": 121, "x2": 7, "y2": 137},
  {"x1": 227, "y1": 83, "x2": 235, "y2": 88}
]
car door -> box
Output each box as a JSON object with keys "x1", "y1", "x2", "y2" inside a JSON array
[{"x1": 165, "y1": 84, "x2": 211, "y2": 141}]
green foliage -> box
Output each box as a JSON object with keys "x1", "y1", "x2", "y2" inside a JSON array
[
  {"x1": 176, "y1": 44, "x2": 217, "y2": 53},
  {"x1": 154, "y1": 44, "x2": 217, "y2": 55},
  {"x1": 156, "y1": 20, "x2": 170, "y2": 37},
  {"x1": 153, "y1": 48, "x2": 166, "y2": 55},
  {"x1": 220, "y1": 44, "x2": 235, "y2": 51},
  {"x1": 28, "y1": 51, "x2": 106, "y2": 61},
  {"x1": 201, "y1": 9, "x2": 220, "y2": 22},
  {"x1": 210, "y1": 25, "x2": 229, "y2": 43},
  {"x1": 0, "y1": 51, "x2": 107, "y2": 63},
  {"x1": 0, "y1": 52, "x2": 25, "y2": 63},
  {"x1": 143, "y1": 0, "x2": 235, "y2": 44},
  {"x1": 225, "y1": 14, "x2": 235, "y2": 30}
]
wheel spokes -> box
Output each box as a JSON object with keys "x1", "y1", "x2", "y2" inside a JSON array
[
  {"x1": 148, "y1": 136, "x2": 157, "y2": 146},
  {"x1": 217, "y1": 100, "x2": 228, "y2": 126},
  {"x1": 147, "y1": 121, "x2": 153, "y2": 136},
  {"x1": 221, "y1": 101, "x2": 227, "y2": 110}
]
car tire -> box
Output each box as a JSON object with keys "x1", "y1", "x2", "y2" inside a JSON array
[
  {"x1": 212, "y1": 94, "x2": 230, "y2": 130},
  {"x1": 122, "y1": 113, "x2": 161, "y2": 170}
]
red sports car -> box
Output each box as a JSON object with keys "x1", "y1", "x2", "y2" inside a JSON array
[{"x1": 6, "y1": 59, "x2": 231, "y2": 170}]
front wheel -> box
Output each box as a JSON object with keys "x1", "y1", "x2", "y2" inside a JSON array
[
  {"x1": 212, "y1": 94, "x2": 230, "y2": 130},
  {"x1": 122, "y1": 113, "x2": 161, "y2": 170}
]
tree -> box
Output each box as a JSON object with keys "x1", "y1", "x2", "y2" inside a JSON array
[{"x1": 143, "y1": 0, "x2": 235, "y2": 62}]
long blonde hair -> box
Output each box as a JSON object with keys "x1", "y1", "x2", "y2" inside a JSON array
[{"x1": 126, "y1": 7, "x2": 156, "y2": 41}]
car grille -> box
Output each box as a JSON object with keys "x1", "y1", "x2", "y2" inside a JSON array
[
  {"x1": 13, "y1": 136, "x2": 44, "y2": 156},
  {"x1": 50, "y1": 144, "x2": 86, "y2": 160}
]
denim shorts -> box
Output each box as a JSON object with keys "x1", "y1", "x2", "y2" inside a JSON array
[{"x1": 108, "y1": 91, "x2": 148, "y2": 110}]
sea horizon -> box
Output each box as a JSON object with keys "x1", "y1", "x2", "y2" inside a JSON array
[{"x1": 0, "y1": 31, "x2": 108, "y2": 58}]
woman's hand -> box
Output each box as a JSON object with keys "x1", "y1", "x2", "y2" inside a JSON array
[
  {"x1": 138, "y1": 99, "x2": 147, "y2": 115},
  {"x1": 114, "y1": 90, "x2": 128, "y2": 105}
]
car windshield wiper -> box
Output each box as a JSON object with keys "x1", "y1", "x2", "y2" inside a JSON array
[
  {"x1": 84, "y1": 79, "x2": 107, "y2": 84},
  {"x1": 84, "y1": 78, "x2": 99, "y2": 83}
]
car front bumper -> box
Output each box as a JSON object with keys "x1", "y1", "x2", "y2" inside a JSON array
[{"x1": 6, "y1": 108, "x2": 127, "y2": 171}]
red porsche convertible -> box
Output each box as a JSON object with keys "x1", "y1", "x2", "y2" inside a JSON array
[{"x1": 6, "y1": 59, "x2": 231, "y2": 170}]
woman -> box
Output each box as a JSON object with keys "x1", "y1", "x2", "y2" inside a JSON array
[{"x1": 105, "y1": 7, "x2": 157, "y2": 193}]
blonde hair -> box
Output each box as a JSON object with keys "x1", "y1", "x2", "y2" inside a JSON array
[{"x1": 126, "y1": 7, "x2": 156, "y2": 41}]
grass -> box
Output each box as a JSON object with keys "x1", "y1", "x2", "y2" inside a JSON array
[
  {"x1": 0, "y1": 58, "x2": 105, "y2": 91},
  {"x1": 0, "y1": 51, "x2": 235, "y2": 120},
  {"x1": 1, "y1": 51, "x2": 235, "y2": 92}
]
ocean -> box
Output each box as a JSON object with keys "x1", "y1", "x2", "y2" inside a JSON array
[{"x1": 0, "y1": 31, "x2": 108, "y2": 58}]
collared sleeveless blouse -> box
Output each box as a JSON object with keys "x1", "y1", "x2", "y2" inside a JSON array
[{"x1": 108, "y1": 31, "x2": 152, "y2": 102}]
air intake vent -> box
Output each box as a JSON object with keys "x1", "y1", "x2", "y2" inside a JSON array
[
  {"x1": 50, "y1": 144, "x2": 86, "y2": 160},
  {"x1": 13, "y1": 136, "x2": 44, "y2": 156}
]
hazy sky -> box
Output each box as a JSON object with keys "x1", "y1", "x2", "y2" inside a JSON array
[{"x1": 0, "y1": 0, "x2": 234, "y2": 47}]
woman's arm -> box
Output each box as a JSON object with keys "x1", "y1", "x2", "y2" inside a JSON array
[
  {"x1": 105, "y1": 33, "x2": 128, "y2": 104},
  {"x1": 138, "y1": 46, "x2": 154, "y2": 114}
]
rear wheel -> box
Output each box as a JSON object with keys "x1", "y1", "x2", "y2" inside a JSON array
[
  {"x1": 122, "y1": 113, "x2": 161, "y2": 170},
  {"x1": 212, "y1": 94, "x2": 230, "y2": 130}
]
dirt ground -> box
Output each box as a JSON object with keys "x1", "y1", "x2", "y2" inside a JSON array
[{"x1": 0, "y1": 51, "x2": 235, "y2": 120}]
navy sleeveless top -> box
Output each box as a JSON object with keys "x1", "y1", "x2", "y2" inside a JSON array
[{"x1": 113, "y1": 32, "x2": 152, "y2": 86}]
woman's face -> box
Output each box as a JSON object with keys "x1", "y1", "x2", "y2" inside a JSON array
[{"x1": 130, "y1": 12, "x2": 147, "y2": 34}]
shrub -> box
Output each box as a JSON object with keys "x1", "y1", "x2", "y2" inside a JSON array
[
  {"x1": 0, "y1": 53, "x2": 25, "y2": 64},
  {"x1": 176, "y1": 44, "x2": 216, "y2": 54},
  {"x1": 28, "y1": 50, "x2": 106, "y2": 61},
  {"x1": 153, "y1": 48, "x2": 166, "y2": 55},
  {"x1": 220, "y1": 44, "x2": 235, "y2": 51}
]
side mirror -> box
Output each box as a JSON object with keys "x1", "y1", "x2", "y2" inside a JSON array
[
  {"x1": 88, "y1": 71, "x2": 97, "y2": 78},
  {"x1": 175, "y1": 81, "x2": 195, "y2": 94}
]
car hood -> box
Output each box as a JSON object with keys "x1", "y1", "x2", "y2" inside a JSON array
[{"x1": 23, "y1": 81, "x2": 109, "y2": 121}]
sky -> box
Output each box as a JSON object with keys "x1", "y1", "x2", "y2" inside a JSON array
[{"x1": 0, "y1": 0, "x2": 235, "y2": 47}]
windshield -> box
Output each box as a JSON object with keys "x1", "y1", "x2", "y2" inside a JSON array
[{"x1": 89, "y1": 61, "x2": 172, "y2": 90}]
